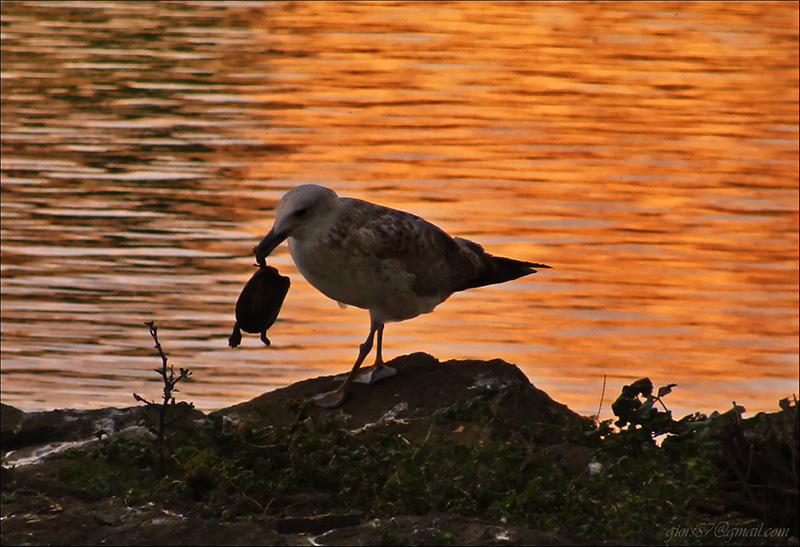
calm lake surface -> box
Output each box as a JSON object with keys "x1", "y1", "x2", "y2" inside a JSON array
[{"x1": 2, "y1": 1, "x2": 798, "y2": 418}]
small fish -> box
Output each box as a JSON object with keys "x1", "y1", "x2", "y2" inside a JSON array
[{"x1": 228, "y1": 265, "x2": 290, "y2": 348}]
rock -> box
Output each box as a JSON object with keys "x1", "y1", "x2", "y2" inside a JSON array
[
  {"x1": 1, "y1": 403, "x2": 206, "y2": 466},
  {"x1": 210, "y1": 352, "x2": 589, "y2": 440}
]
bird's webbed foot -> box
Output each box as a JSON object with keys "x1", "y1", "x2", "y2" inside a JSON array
[
  {"x1": 312, "y1": 388, "x2": 347, "y2": 408},
  {"x1": 354, "y1": 364, "x2": 397, "y2": 385}
]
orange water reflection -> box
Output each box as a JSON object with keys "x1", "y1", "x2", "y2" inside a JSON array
[{"x1": 1, "y1": 1, "x2": 797, "y2": 418}]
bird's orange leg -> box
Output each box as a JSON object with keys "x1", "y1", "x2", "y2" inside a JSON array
[
  {"x1": 313, "y1": 320, "x2": 380, "y2": 408},
  {"x1": 355, "y1": 322, "x2": 397, "y2": 384}
]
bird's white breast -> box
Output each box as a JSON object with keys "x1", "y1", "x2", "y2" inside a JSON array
[{"x1": 288, "y1": 231, "x2": 446, "y2": 323}]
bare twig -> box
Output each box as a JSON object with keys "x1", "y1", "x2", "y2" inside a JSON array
[
  {"x1": 596, "y1": 374, "x2": 607, "y2": 420},
  {"x1": 133, "y1": 321, "x2": 192, "y2": 474}
]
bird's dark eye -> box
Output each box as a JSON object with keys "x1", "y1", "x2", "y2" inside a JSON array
[{"x1": 294, "y1": 208, "x2": 308, "y2": 218}]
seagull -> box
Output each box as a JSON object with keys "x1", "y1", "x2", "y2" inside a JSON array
[{"x1": 254, "y1": 184, "x2": 550, "y2": 407}]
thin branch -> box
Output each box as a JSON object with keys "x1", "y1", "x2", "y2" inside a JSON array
[
  {"x1": 596, "y1": 374, "x2": 607, "y2": 419},
  {"x1": 135, "y1": 321, "x2": 192, "y2": 475}
]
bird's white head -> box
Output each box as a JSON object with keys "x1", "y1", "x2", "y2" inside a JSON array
[{"x1": 254, "y1": 184, "x2": 340, "y2": 265}]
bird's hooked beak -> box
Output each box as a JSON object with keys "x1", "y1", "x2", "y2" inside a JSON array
[{"x1": 253, "y1": 227, "x2": 290, "y2": 267}]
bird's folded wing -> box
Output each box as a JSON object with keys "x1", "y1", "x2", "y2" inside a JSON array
[{"x1": 333, "y1": 198, "x2": 484, "y2": 297}]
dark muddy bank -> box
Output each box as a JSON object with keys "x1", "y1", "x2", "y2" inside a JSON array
[{"x1": 2, "y1": 353, "x2": 797, "y2": 545}]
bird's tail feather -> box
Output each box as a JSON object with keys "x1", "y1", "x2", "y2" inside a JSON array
[{"x1": 457, "y1": 256, "x2": 551, "y2": 292}]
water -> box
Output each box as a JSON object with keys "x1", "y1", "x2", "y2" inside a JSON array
[{"x1": 2, "y1": 1, "x2": 798, "y2": 418}]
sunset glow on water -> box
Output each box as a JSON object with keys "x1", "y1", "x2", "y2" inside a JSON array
[{"x1": 1, "y1": 1, "x2": 797, "y2": 418}]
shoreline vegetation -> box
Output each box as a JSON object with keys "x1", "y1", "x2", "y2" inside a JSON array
[{"x1": 2, "y1": 352, "x2": 797, "y2": 546}]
